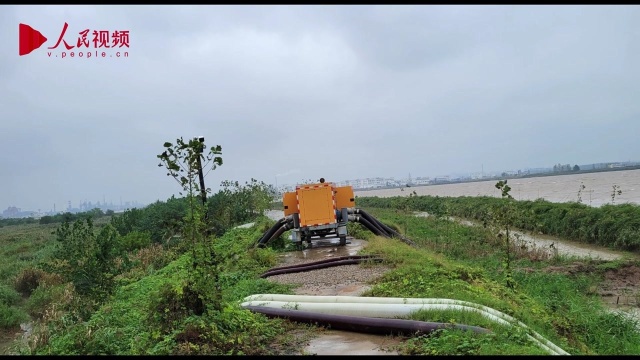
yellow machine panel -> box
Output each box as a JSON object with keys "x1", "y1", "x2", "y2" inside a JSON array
[
  {"x1": 296, "y1": 184, "x2": 336, "y2": 227},
  {"x1": 282, "y1": 191, "x2": 298, "y2": 216},
  {"x1": 334, "y1": 186, "x2": 355, "y2": 209}
]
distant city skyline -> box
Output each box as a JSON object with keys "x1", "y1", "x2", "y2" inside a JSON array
[{"x1": 1, "y1": 198, "x2": 146, "y2": 219}]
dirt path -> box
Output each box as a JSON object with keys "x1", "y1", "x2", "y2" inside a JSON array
[
  {"x1": 257, "y1": 210, "x2": 404, "y2": 354},
  {"x1": 0, "y1": 329, "x2": 18, "y2": 355},
  {"x1": 267, "y1": 236, "x2": 402, "y2": 355}
]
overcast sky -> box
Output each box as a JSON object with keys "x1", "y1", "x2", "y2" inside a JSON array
[{"x1": 2, "y1": 5, "x2": 639, "y2": 212}]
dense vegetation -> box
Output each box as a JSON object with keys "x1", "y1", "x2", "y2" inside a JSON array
[
  {"x1": 356, "y1": 195, "x2": 640, "y2": 251},
  {"x1": 0, "y1": 177, "x2": 305, "y2": 355}
]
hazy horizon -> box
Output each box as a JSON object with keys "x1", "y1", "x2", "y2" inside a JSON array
[
  {"x1": 2, "y1": 5, "x2": 640, "y2": 212},
  {"x1": 3, "y1": 159, "x2": 638, "y2": 214}
]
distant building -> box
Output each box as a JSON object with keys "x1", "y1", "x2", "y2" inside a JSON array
[
  {"x1": 432, "y1": 176, "x2": 450, "y2": 184},
  {"x1": 413, "y1": 177, "x2": 430, "y2": 185},
  {"x1": 2, "y1": 206, "x2": 20, "y2": 218}
]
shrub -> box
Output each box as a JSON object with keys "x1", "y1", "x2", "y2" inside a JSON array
[
  {"x1": 0, "y1": 303, "x2": 29, "y2": 328},
  {"x1": 24, "y1": 284, "x2": 71, "y2": 320},
  {"x1": 118, "y1": 231, "x2": 152, "y2": 253},
  {"x1": 0, "y1": 284, "x2": 21, "y2": 306}
]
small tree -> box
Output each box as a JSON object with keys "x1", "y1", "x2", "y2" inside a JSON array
[
  {"x1": 611, "y1": 184, "x2": 622, "y2": 205},
  {"x1": 157, "y1": 136, "x2": 223, "y2": 312},
  {"x1": 577, "y1": 182, "x2": 586, "y2": 204},
  {"x1": 493, "y1": 180, "x2": 517, "y2": 289},
  {"x1": 50, "y1": 218, "x2": 121, "y2": 302}
]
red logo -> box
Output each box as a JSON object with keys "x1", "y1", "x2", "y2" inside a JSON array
[
  {"x1": 19, "y1": 22, "x2": 130, "y2": 59},
  {"x1": 19, "y1": 23, "x2": 48, "y2": 56}
]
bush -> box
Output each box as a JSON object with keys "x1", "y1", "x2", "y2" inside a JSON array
[
  {"x1": 25, "y1": 284, "x2": 70, "y2": 320},
  {"x1": 0, "y1": 284, "x2": 21, "y2": 306},
  {"x1": 118, "y1": 231, "x2": 152, "y2": 253},
  {"x1": 356, "y1": 195, "x2": 640, "y2": 251},
  {"x1": 148, "y1": 282, "x2": 205, "y2": 334},
  {"x1": 0, "y1": 302, "x2": 29, "y2": 328}
]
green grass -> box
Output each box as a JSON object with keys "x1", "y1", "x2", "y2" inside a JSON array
[
  {"x1": 16, "y1": 221, "x2": 311, "y2": 355},
  {"x1": 357, "y1": 207, "x2": 640, "y2": 355}
]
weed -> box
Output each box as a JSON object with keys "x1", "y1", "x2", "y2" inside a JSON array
[
  {"x1": 577, "y1": 182, "x2": 586, "y2": 204},
  {"x1": 611, "y1": 185, "x2": 622, "y2": 205}
]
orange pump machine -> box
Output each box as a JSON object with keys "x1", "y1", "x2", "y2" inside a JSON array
[
  {"x1": 256, "y1": 178, "x2": 414, "y2": 249},
  {"x1": 282, "y1": 178, "x2": 355, "y2": 246}
]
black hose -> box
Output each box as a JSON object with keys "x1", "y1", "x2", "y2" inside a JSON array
[
  {"x1": 261, "y1": 257, "x2": 383, "y2": 278},
  {"x1": 358, "y1": 210, "x2": 391, "y2": 237},
  {"x1": 374, "y1": 217, "x2": 400, "y2": 237},
  {"x1": 257, "y1": 222, "x2": 292, "y2": 248},
  {"x1": 265, "y1": 224, "x2": 288, "y2": 244},
  {"x1": 244, "y1": 305, "x2": 491, "y2": 335},
  {"x1": 256, "y1": 217, "x2": 289, "y2": 247},
  {"x1": 263, "y1": 255, "x2": 380, "y2": 273},
  {"x1": 372, "y1": 217, "x2": 409, "y2": 243},
  {"x1": 358, "y1": 209, "x2": 417, "y2": 247},
  {"x1": 357, "y1": 209, "x2": 396, "y2": 236},
  {"x1": 356, "y1": 216, "x2": 384, "y2": 237}
]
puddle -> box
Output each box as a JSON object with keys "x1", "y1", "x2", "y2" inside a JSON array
[
  {"x1": 508, "y1": 230, "x2": 626, "y2": 261},
  {"x1": 285, "y1": 238, "x2": 401, "y2": 356},
  {"x1": 276, "y1": 236, "x2": 402, "y2": 356},
  {"x1": 277, "y1": 237, "x2": 367, "y2": 265},
  {"x1": 304, "y1": 331, "x2": 401, "y2": 355},
  {"x1": 0, "y1": 322, "x2": 30, "y2": 355},
  {"x1": 265, "y1": 210, "x2": 285, "y2": 221}
]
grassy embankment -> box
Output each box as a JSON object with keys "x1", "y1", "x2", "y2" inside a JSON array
[{"x1": 1, "y1": 194, "x2": 639, "y2": 354}]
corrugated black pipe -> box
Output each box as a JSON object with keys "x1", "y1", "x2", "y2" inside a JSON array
[
  {"x1": 356, "y1": 216, "x2": 384, "y2": 237},
  {"x1": 256, "y1": 218, "x2": 289, "y2": 247},
  {"x1": 261, "y1": 257, "x2": 383, "y2": 278},
  {"x1": 358, "y1": 209, "x2": 417, "y2": 247},
  {"x1": 244, "y1": 305, "x2": 491, "y2": 335},
  {"x1": 257, "y1": 222, "x2": 293, "y2": 248},
  {"x1": 357, "y1": 210, "x2": 391, "y2": 237},
  {"x1": 263, "y1": 255, "x2": 380, "y2": 273},
  {"x1": 373, "y1": 217, "x2": 400, "y2": 238},
  {"x1": 357, "y1": 209, "x2": 397, "y2": 237}
]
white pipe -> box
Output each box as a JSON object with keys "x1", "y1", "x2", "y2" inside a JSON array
[
  {"x1": 243, "y1": 294, "x2": 566, "y2": 354},
  {"x1": 242, "y1": 294, "x2": 569, "y2": 355},
  {"x1": 240, "y1": 300, "x2": 557, "y2": 355}
]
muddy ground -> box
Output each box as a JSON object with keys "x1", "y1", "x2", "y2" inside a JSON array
[
  {"x1": 535, "y1": 261, "x2": 640, "y2": 322},
  {"x1": 269, "y1": 237, "x2": 403, "y2": 355}
]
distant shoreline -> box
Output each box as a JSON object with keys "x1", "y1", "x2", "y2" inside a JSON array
[{"x1": 354, "y1": 165, "x2": 640, "y2": 193}]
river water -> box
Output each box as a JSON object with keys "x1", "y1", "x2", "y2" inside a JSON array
[
  {"x1": 351, "y1": 169, "x2": 640, "y2": 261},
  {"x1": 355, "y1": 169, "x2": 640, "y2": 207}
]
